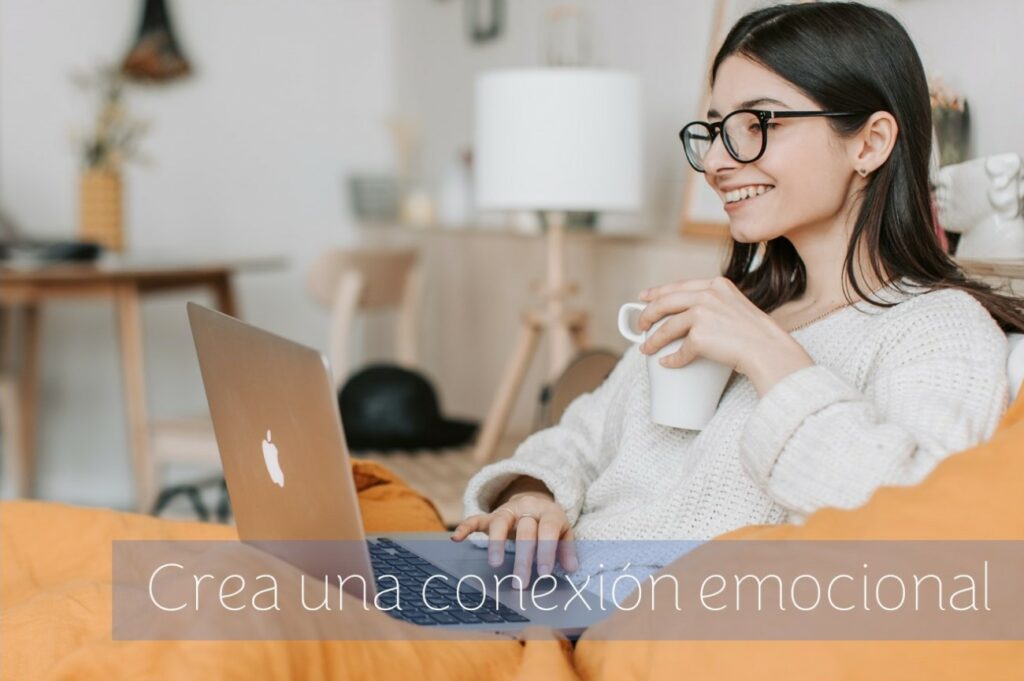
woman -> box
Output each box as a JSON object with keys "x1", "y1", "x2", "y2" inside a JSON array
[{"x1": 452, "y1": 2, "x2": 1023, "y2": 586}]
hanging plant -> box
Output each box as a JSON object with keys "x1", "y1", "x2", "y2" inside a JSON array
[{"x1": 121, "y1": 0, "x2": 192, "y2": 83}]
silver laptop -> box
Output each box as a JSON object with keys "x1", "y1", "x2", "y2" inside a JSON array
[{"x1": 187, "y1": 302, "x2": 609, "y2": 638}]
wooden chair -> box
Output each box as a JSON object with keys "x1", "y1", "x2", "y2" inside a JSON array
[
  {"x1": 149, "y1": 248, "x2": 429, "y2": 518},
  {"x1": 532, "y1": 349, "x2": 620, "y2": 431},
  {"x1": 307, "y1": 248, "x2": 478, "y2": 526},
  {"x1": 0, "y1": 376, "x2": 27, "y2": 497},
  {"x1": 0, "y1": 306, "x2": 30, "y2": 498},
  {"x1": 307, "y1": 248, "x2": 422, "y2": 387}
]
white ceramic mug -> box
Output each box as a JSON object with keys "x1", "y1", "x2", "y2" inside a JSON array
[{"x1": 617, "y1": 302, "x2": 734, "y2": 430}]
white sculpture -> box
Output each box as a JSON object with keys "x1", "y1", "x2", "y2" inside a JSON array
[{"x1": 935, "y1": 153, "x2": 1024, "y2": 260}]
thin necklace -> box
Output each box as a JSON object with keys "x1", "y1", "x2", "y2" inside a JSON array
[
  {"x1": 783, "y1": 282, "x2": 891, "y2": 333},
  {"x1": 784, "y1": 300, "x2": 854, "y2": 333}
]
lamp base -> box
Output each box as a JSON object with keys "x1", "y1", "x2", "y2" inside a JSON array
[{"x1": 472, "y1": 212, "x2": 591, "y2": 464}]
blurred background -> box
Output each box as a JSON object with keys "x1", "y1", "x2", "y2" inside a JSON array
[{"x1": 0, "y1": 0, "x2": 1021, "y2": 523}]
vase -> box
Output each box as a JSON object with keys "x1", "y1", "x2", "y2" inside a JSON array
[{"x1": 79, "y1": 168, "x2": 124, "y2": 252}]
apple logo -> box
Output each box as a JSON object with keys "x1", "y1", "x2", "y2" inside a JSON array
[{"x1": 261, "y1": 430, "x2": 285, "y2": 487}]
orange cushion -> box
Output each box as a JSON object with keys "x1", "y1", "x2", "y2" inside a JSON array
[
  {"x1": 572, "y1": 394, "x2": 1024, "y2": 680},
  {"x1": 0, "y1": 460, "x2": 578, "y2": 681}
]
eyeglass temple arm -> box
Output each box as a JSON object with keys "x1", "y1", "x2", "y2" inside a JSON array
[{"x1": 767, "y1": 110, "x2": 864, "y2": 120}]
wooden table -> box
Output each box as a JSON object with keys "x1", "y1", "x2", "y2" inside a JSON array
[
  {"x1": 958, "y1": 258, "x2": 1024, "y2": 281},
  {"x1": 0, "y1": 257, "x2": 280, "y2": 511}
]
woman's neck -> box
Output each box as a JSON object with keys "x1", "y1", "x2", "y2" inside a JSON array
[{"x1": 787, "y1": 215, "x2": 887, "y2": 306}]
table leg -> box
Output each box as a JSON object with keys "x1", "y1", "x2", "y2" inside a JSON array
[
  {"x1": 211, "y1": 273, "x2": 238, "y2": 317},
  {"x1": 14, "y1": 305, "x2": 41, "y2": 497},
  {"x1": 115, "y1": 284, "x2": 155, "y2": 512}
]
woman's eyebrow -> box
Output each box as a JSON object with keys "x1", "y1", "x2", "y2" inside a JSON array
[{"x1": 707, "y1": 97, "x2": 791, "y2": 119}]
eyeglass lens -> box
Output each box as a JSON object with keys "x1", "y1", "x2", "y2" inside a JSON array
[{"x1": 683, "y1": 111, "x2": 764, "y2": 171}]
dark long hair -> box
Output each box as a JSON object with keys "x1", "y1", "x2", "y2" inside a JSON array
[{"x1": 714, "y1": 1, "x2": 1024, "y2": 332}]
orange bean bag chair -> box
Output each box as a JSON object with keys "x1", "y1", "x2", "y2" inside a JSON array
[
  {"x1": 572, "y1": 390, "x2": 1024, "y2": 680},
  {"x1": 0, "y1": 460, "x2": 577, "y2": 681}
]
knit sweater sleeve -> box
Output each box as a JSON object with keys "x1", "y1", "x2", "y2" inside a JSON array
[
  {"x1": 740, "y1": 290, "x2": 1009, "y2": 519},
  {"x1": 462, "y1": 346, "x2": 641, "y2": 526}
]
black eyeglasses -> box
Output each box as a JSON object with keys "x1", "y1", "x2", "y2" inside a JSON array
[{"x1": 679, "y1": 109, "x2": 865, "y2": 173}]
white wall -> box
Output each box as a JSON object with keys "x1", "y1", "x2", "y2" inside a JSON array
[
  {"x1": 2, "y1": 0, "x2": 1020, "y2": 509},
  {"x1": 0, "y1": 0, "x2": 397, "y2": 507},
  {"x1": 393, "y1": 0, "x2": 719, "y2": 232},
  {"x1": 393, "y1": 0, "x2": 1024, "y2": 232},
  {"x1": 882, "y1": 0, "x2": 1024, "y2": 159}
]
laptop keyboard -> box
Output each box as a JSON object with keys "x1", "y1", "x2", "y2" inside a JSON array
[{"x1": 368, "y1": 537, "x2": 530, "y2": 626}]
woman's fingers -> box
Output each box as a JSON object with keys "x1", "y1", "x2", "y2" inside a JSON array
[
  {"x1": 450, "y1": 514, "x2": 487, "y2": 541},
  {"x1": 487, "y1": 511, "x2": 514, "y2": 566},
  {"x1": 512, "y1": 516, "x2": 538, "y2": 587},
  {"x1": 641, "y1": 310, "x2": 694, "y2": 355},
  {"x1": 659, "y1": 336, "x2": 701, "y2": 368},
  {"x1": 454, "y1": 503, "x2": 579, "y2": 581},
  {"x1": 638, "y1": 277, "x2": 713, "y2": 302},
  {"x1": 534, "y1": 514, "x2": 564, "y2": 576},
  {"x1": 557, "y1": 526, "x2": 579, "y2": 573},
  {"x1": 637, "y1": 290, "x2": 709, "y2": 332}
]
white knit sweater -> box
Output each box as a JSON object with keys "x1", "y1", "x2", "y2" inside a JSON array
[{"x1": 463, "y1": 283, "x2": 1009, "y2": 546}]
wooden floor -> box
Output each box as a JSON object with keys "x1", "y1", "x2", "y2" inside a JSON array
[{"x1": 351, "y1": 433, "x2": 525, "y2": 529}]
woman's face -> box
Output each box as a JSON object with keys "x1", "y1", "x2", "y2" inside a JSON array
[{"x1": 705, "y1": 56, "x2": 857, "y2": 244}]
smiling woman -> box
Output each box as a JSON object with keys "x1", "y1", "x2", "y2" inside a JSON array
[{"x1": 453, "y1": 1, "x2": 1024, "y2": 590}]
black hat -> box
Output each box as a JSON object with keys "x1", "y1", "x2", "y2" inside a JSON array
[{"x1": 338, "y1": 363, "x2": 478, "y2": 452}]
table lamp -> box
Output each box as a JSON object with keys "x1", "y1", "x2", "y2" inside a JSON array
[{"x1": 472, "y1": 68, "x2": 642, "y2": 463}]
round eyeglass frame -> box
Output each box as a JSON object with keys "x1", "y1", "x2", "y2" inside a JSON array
[{"x1": 679, "y1": 109, "x2": 866, "y2": 173}]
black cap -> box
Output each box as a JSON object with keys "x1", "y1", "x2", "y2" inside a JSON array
[{"x1": 338, "y1": 363, "x2": 478, "y2": 451}]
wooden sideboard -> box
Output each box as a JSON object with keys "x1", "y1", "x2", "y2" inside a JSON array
[
  {"x1": 352, "y1": 228, "x2": 1024, "y2": 436},
  {"x1": 356, "y1": 226, "x2": 728, "y2": 433}
]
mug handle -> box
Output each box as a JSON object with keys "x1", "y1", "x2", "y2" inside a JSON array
[{"x1": 617, "y1": 302, "x2": 646, "y2": 344}]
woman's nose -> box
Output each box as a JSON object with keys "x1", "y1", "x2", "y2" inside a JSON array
[{"x1": 701, "y1": 132, "x2": 737, "y2": 177}]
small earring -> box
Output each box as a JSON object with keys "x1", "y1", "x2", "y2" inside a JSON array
[{"x1": 857, "y1": 168, "x2": 868, "y2": 177}]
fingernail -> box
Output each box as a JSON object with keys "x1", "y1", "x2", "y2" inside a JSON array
[
  {"x1": 515, "y1": 572, "x2": 528, "y2": 587},
  {"x1": 566, "y1": 557, "x2": 578, "y2": 571},
  {"x1": 659, "y1": 358, "x2": 669, "y2": 366},
  {"x1": 489, "y1": 552, "x2": 501, "y2": 566},
  {"x1": 538, "y1": 563, "x2": 551, "y2": 575}
]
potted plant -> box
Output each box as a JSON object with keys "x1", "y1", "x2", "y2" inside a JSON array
[{"x1": 72, "y1": 65, "x2": 149, "y2": 252}]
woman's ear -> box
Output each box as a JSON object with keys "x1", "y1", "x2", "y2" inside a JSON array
[{"x1": 849, "y1": 111, "x2": 898, "y2": 175}]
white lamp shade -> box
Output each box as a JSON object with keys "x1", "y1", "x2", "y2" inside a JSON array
[{"x1": 474, "y1": 68, "x2": 642, "y2": 213}]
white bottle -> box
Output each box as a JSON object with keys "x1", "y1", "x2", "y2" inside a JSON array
[{"x1": 437, "y1": 150, "x2": 474, "y2": 228}]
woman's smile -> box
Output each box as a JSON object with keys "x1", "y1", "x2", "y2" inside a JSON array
[{"x1": 722, "y1": 184, "x2": 775, "y2": 212}]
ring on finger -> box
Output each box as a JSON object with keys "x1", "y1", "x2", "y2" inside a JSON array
[{"x1": 494, "y1": 506, "x2": 517, "y2": 519}]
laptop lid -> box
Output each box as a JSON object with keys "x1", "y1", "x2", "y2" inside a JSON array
[{"x1": 187, "y1": 303, "x2": 373, "y2": 584}]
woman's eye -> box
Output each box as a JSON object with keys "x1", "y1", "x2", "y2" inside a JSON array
[{"x1": 766, "y1": 122, "x2": 780, "y2": 130}]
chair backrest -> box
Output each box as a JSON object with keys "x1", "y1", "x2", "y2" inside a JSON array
[
  {"x1": 533, "y1": 349, "x2": 621, "y2": 432},
  {"x1": 307, "y1": 248, "x2": 422, "y2": 388}
]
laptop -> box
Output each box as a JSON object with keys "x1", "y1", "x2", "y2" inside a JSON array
[{"x1": 187, "y1": 302, "x2": 611, "y2": 638}]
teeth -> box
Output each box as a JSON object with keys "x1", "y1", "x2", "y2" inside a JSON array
[{"x1": 724, "y1": 185, "x2": 773, "y2": 204}]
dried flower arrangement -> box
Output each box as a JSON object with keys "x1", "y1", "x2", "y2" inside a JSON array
[
  {"x1": 71, "y1": 65, "x2": 150, "y2": 171},
  {"x1": 928, "y1": 73, "x2": 969, "y2": 168},
  {"x1": 928, "y1": 73, "x2": 966, "y2": 113}
]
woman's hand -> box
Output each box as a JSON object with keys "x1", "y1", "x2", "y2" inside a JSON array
[
  {"x1": 451, "y1": 491, "x2": 578, "y2": 587},
  {"x1": 636, "y1": 276, "x2": 814, "y2": 395}
]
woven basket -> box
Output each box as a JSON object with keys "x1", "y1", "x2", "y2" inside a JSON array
[{"x1": 79, "y1": 169, "x2": 124, "y2": 251}]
